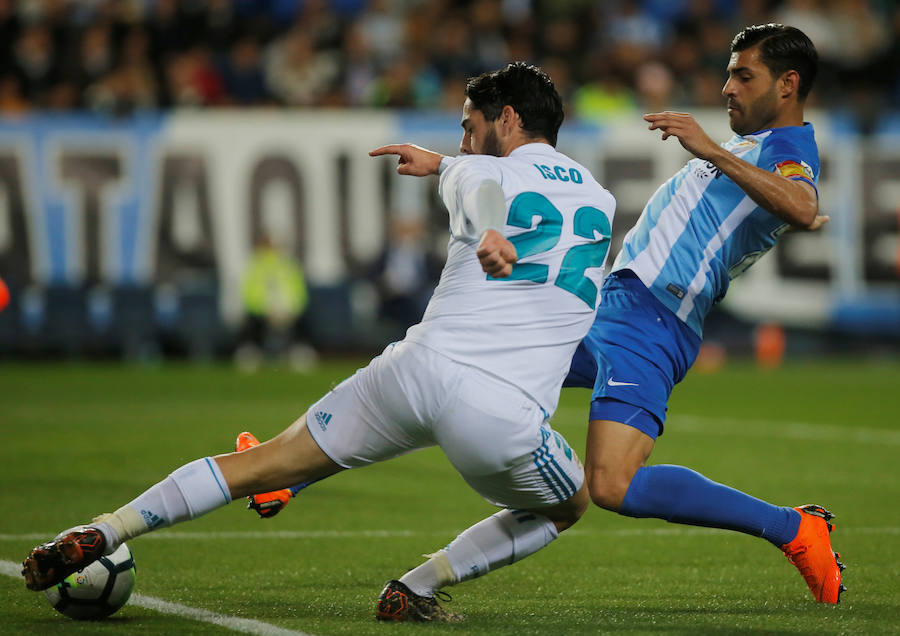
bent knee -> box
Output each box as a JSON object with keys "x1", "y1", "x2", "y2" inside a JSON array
[
  {"x1": 586, "y1": 467, "x2": 633, "y2": 512},
  {"x1": 555, "y1": 498, "x2": 589, "y2": 533},
  {"x1": 542, "y1": 483, "x2": 590, "y2": 533}
]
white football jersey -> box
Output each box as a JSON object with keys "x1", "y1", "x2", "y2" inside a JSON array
[{"x1": 404, "y1": 142, "x2": 616, "y2": 417}]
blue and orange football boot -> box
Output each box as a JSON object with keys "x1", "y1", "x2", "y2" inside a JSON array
[
  {"x1": 781, "y1": 504, "x2": 846, "y2": 603},
  {"x1": 235, "y1": 432, "x2": 293, "y2": 518}
]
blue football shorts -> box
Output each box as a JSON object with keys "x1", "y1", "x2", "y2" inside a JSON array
[{"x1": 566, "y1": 270, "x2": 701, "y2": 439}]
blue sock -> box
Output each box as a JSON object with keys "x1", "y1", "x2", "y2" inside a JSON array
[{"x1": 620, "y1": 465, "x2": 801, "y2": 547}]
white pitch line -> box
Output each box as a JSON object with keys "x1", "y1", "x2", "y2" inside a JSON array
[
  {"x1": 0, "y1": 560, "x2": 315, "y2": 636},
  {"x1": 0, "y1": 530, "x2": 426, "y2": 542},
  {"x1": 672, "y1": 414, "x2": 900, "y2": 446},
  {"x1": 554, "y1": 407, "x2": 900, "y2": 445},
  {"x1": 1, "y1": 525, "x2": 896, "y2": 543},
  {"x1": 126, "y1": 594, "x2": 315, "y2": 636}
]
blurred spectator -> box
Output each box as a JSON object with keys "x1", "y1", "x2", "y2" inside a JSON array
[
  {"x1": 147, "y1": 0, "x2": 196, "y2": 55},
  {"x1": 0, "y1": 0, "x2": 17, "y2": 74},
  {"x1": 541, "y1": 55, "x2": 576, "y2": 106},
  {"x1": 732, "y1": 0, "x2": 778, "y2": 34},
  {"x1": 827, "y1": 0, "x2": 892, "y2": 131},
  {"x1": 339, "y1": 20, "x2": 379, "y2": 106},
  {"x1": 202, "y1": 0, "x2": 240, "y2": 53},
  {"x1": 573, "y1": 53, "x2": 636, "y2": 123},
  {"x1": 84, "y1": 64, "x2": 157, "y2": 116},
  {"x1": 219, "y1": 35, "x2": 269, "y2": 105},
  {"x1": 775, "y1": 0, "x2": 840, "y2": 59},
  {"x1": 356, "y1": 0, "x2": 405, "y2": 68},
  {"x1": 471, "y1": 0, "x2": 509, "y2": 71},
  {"x1": 429, "y1": 16, "x2": 480, "y2": 80},
  {"x1": 299, "y1": 0, "x2": 345, "y2": 51},
  {"x1": 539, "y1": 16, "x2": 583, "y2": 71},
  {"x1": 45, "y1": 80, "x2": 79, "y2": 110},
  {"x1": 236, "y1": 234, "x2": 315, "y2": 371},
  {"x1": 166, "y1": 46, "x2": 225, "y2": 107},
  {"x1": 696, "y1": 20, "x2": 734, "y2": 72},
  {"x1": 634, "y1": 60, "x2": 676, "y2": 112},
  {"x1": 690, "y1": 67, "x2": 727, "y2": 108},
  {"x1": 13, "y1": 24, "x2": 60, "y2": 104},
  {"x1": 0, "y1": 0, "x2": 893, "y2": 126},
  {"x1": 75, "y1": 22, "x2": 114, "y2": 89},
  {"x1": 368, "y1": 55, "x2": 415, "y2": 107},
  {"x1": 370, "y1": 217, "x2": 440, "y2": 339},
  {"x1": 264, "y1": 26, "x2": 338, "y2": 107},
  {"x1": 0, "y1": 74, "x2": 29, "y2": 115},
  {"x1": 889, "y1": 5, "x2": 900, "y2": 109},
  {"x1": 606, "y1": 0, "x2": 668, "y2": 52}
]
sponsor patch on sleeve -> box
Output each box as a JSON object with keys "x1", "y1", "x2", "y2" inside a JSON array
[{"x1": 775, "y1": 159, "x2": 815, "y2": 183}]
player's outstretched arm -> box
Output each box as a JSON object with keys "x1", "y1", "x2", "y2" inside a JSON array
[
  {"x1": 643, "y1": 111, "x2": 818, "y2": 228},
  {"x1": 477, "y1": 229, "x2": 517, "y2": 278},
  {"x1": 369, "y1": 143, "x2": 445, "y2": 177}
]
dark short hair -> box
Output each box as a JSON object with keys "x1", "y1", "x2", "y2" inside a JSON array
[
  {"x1": 465, "y1": 62, "x2": 565, "y2": 146},
  {"x1": 731, "y1": 24, "x2": 818, "y2": 100}
]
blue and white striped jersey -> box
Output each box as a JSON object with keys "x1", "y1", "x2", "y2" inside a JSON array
[{"x1": 611, "y1": 123, "x2": 819, "y2": 337}]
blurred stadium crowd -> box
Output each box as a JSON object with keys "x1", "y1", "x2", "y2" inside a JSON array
[{"x1": 0, "y1": 0, "x2": 897, "y2": 131}]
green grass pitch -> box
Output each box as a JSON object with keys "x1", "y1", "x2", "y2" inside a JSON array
[{"x1": 1, "y1": 357, "x2": 899, "y2": 635}]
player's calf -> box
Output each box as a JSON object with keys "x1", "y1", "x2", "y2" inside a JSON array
[{"x1": 235, "y1": 432, "x2": 294, "y2": 518}]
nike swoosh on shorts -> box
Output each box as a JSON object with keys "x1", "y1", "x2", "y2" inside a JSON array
[{"x1": 607, "y1": 378, "x2": 639, "y2": 387}]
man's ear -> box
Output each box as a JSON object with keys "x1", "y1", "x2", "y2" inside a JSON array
[
  {"x1": 500, "y1": 104, "x2": 519, "y2": 133},
  {"x1": 780, "y1": 70, "x2": 800, "y2": 100}
]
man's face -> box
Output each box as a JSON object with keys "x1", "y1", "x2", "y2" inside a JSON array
[
  {"x1": 460, "y1": 98, "x2": 502, "y2": 156},
  {"x1": 722, "y1": 45, "x2": 779, "y2": 135}
]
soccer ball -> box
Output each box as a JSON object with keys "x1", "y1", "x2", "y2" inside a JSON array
[{"x1": 43, "y1": 543, "x2": 136, "y2": 620}]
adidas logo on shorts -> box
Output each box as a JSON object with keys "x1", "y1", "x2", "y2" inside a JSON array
[{"x1": 314, "y1": 411, "x2": 333, "y2": 431}]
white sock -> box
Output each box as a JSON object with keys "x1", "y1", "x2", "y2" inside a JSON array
[
  {"x1": 93, "y1": 458, "x2": 231, "y2": 552},
  {"x1": 399, "y1": 509, "x2": 558, "y2": 596}
]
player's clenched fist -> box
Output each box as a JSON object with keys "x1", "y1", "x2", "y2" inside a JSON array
[{"x1": 477, "y1": 229, "x2": 517, "y2": 278}]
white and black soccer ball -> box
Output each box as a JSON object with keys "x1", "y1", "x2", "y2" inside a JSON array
[{"x1": 43, "y1": 543, "x2": 136, "y2": 620}]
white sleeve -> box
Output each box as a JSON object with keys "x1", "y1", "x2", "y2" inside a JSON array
[
  {"x1": 438, "y1": 156, "x2": 505, "y2": 240},
  {"x1": 473, "y1": 179, "x2": 506, "y2": 234}
]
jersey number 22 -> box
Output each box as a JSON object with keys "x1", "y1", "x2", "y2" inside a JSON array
[{"x1": 488, "y1": 191, "x2": 611, "y2": 308}]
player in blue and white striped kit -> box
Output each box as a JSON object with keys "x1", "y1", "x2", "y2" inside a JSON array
[{"x1": 486, "y1": 24, "x2": 845, "y2": 604}]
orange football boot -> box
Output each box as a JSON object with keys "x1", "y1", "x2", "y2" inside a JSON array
[
  {"x1": 781, "y1": 504, "x2": 846, "y2": 603},
  {"x1": 235, "y1": 432, "x2": 293, "y2": 518}
]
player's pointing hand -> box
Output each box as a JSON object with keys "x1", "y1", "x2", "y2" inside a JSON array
[{"x1": 369, "y1": 143, "x2": 445, "y2": 177}]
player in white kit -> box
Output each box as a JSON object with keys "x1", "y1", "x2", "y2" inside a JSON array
[{"x1": 22, "y1": 63, "x2": 616, "y2": 623}]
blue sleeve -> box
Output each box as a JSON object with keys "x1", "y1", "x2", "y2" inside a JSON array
[{"x1": 757, "y1": 131, "x2": 819, "y2": 191}]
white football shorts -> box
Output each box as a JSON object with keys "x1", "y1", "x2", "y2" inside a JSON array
[{"x1": 306, "y1": 340, "x2": 583, "y2": 509}]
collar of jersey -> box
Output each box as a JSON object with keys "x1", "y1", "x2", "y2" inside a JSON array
[
  {"x1": 508, "y1": 142, "x2": 555, "y2": 157},
  {"x1": 741, "y1": 121, "x2": 815, "y2": 138}
]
